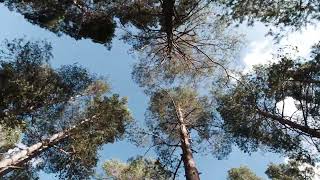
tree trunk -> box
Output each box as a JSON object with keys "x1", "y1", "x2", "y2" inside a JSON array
[
  {"x1": 257, "y1": 109, "x2": 320, "y2": 139},
  {"x1": 177, "y1": 105, "x2": 200, "y2": 180},
  {"x1": 162, "y1": 0, "x2": 175, "y2": 56},
  {"x1": 0, "y1": 115, "x2": 97, "y2": 176}
]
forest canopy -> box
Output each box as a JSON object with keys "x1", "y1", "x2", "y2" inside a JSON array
[{"x1": 0, "y1": 0, "x2": 319, "y2": 179}]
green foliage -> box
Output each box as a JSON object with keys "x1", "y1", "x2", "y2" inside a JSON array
[
  {"x1": 0, "y1": 38, "x2": 94, "y2": 128},
  {"x1": 228, "y1": 160, "x2": 316, "y2": 180},
  {"x1": 129, "y1": 1, "x2": 242, "y2": 88},
  {"x1": 227, "y1": 160, "x2": 315, "y2": 180},
  {"x1": 3, "y1": 163, "x2": 40, "y2": 180},
  {"x1": 36, "y1": 94, "x2": 132, "y2": 179},
  {"x1": 148, "y1": 87, "x2": 214, "y2": 141},
  {"x1": 114, "y1": 0, "x2": 160, "y2": 29},
  {"x1": 0, "y1": 39, "x2": 132, "y2": 179},
  {"x1": 0, "y1": 0, "x2": 242, "y2": 88},
  {"x1": 103, "y1": 156, "x2": 171, "y2": 180},
  {"x1": 1, "y1": 0, "x2": 116, "y2": 47},
  {"x1": 218, "y1": 43, "x2": 320, "y2": 159},
  {"x1": 12, "y1": 81, "x2": 132, "y2": 179},
  {"x1": 227, "y1": 166, "x2": 262, "y2": 180},
  {"x1": 0, "y1": 125, "x2": 21, "y2": 159},
  {"x1": 266, "y1": 160, "x2": 315, "y2": 180},
  {"x1": 143, "y1": 87, "x2": 231, "y2": 173},
  {"x1": 219, "y1": 0, "x2": 320, "y2": 37}
]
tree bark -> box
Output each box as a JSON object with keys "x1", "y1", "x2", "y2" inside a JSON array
[
  {"x1": 162, "y1": 0, "x2": 175, "y2": 56},
  {"x1": 177, "y1": 105, "x2": 200, "y2": 180},
  {"x1": 0, "y1": 115, "x2": 96, "y2": 176},
  {"x1": 257, "y1": 109, "x2": 320, "y2": 138}
]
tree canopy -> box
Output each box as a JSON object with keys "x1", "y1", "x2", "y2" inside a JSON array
[
  {"x1": 0, "y1": 125, "x2": 21, "y2": 159},
  {"x1": 0, "y1": 0, "x2": 242, "y2": 87},
  {"x1": 138, "y1": 87, "x2": 231, "y2": 179},
  {"x1": 0, "y1": 0, "x2": 117, "y2": 47},
  {"x1": 1, "y1": 1, "x2": 320, "y2": 180},
  {"x1": 218, "y1": 43, "x2": 320, "y2": 162},
  {"x1": 0, "y1": 39, "x2": 132, "y2": 179},
  {"x1": 219, "y1": 0, "x2": 320, "y2": 37},
  {"x1": 0, "y1": 38, "x2": 94, "y2": 128},
  {"x1": 129, "y1": 0, "x2": 242, "y2": 88},
  {"x1": 103, "y1": 156, "x2": 171, "y2": 180},
  {"x1": 265, "y1": 160, "x2": 316, "y2": 180},
  {"x1": 228, "y1": 160, "x2": 317, "y2": 180},
  {"x1": 227, "y1": 166, "x2": 262, "y2": 180}
]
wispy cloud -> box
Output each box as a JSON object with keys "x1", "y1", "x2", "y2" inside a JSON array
[{"x1": 243, "y1": 25, "x2": 320, "y2": 70}]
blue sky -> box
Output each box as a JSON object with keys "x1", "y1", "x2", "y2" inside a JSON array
[{"x1": 0, "y1": 4, "x2": 305, "y2": 179}]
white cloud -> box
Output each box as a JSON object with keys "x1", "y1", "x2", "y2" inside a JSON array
[
  {"x1": 281, "y1": 26, "x2": 320, "y2": 57},
  {"x1": 276, "y1": 97, "x2": 298, "y2": 117},
  {"x1": 243, "y1": 25, "x2": 320, "y2": 70},
  {"x1": 243, "y1": 38, "x2": 273, "y2": 68}
]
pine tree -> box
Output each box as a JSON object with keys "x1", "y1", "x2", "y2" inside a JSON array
[
  {"x1": 227, "y1": 166, "x2": 262, "y2": 180},
  {"x1": 1, "y1": 93, "x2": 131, "y2": 178},
  {"x1": 0, "y1": 39, "x2": 132, "y2": 178},
  {"x1": 1, "y1": 0, "x2": 242, "y2": 87},
  {"x1": 141, "y1": 87, "x2": 231, "y2": 179},
  {"x1": 228, "y1": 160, "x2": 317, "y2": 180},
  {"x1": 218, "y1": 43, "x2": 320, "y2": 161},
  {"x1": 266, "y1": 160, "x2": 316, "y2": 180},
  {"x1": 219, "y1": 0, "x2": 320, "y2": 31},
  {"x1": 0, "y1": 0, "x2": 117, "y2": 47},
  {"x1": 103, "y1": 156, "x2": 171, "y2": 180},
  {"x1": 127, "y1": 0, "x2": 242, "y2": 88},
  {"x1": 0, "y1": 39, "x2": 93, "y2": 128}
]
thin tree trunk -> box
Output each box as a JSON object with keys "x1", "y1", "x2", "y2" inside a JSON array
[
  {"x1": 162, "y1": 0, "x2": 175, "y2": 56},
  {"x1": 0, "y1": 115, "x2": 97, "y2": 176},
  {"x1": 257, "y1": 109, "x2": 320, "y2": 138},
  {"x1": 177, "y1": 105, "x2": 200, "y2": 180}
]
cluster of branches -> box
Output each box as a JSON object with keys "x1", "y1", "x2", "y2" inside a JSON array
[{"x1": 0, "y1": 39, "x2": 132, "y2": 179}]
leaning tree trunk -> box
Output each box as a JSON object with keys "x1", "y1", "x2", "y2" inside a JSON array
[
  {"x1": 0, "y1": 115, "x2": 97, "y2": 176},
  {"x1": 257, "y1": 109, "x2": 320, "y2": 138},
  {"x1": 177, "y1": 105, "x2": 200, "y2": 180}
]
